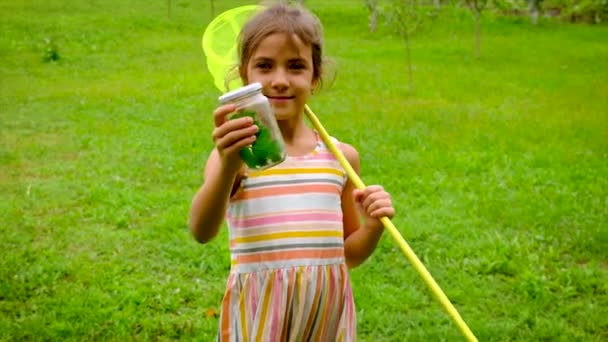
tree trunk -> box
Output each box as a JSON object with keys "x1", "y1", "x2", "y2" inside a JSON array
[
  {"x1": 370, "y1": 9, "x2": 378, "y2": 32},
  {"x1": 474, "y1": 11, "x2": 481, "y2": 57},
  {"x1": 404, "y1": 31, "x2": 413, "y2": 93},
  {"x1": 365, "y1": 0, "x2": 378, "y2": 33},
  {"x1": 434, "y1": 0, "x2": 441, "y2": 11},
  {"x1": 528, "y1": 0, "x2": 539, "y2": 25},
  {"x1": 370, "y1": 1, "x2": 378, "y2": 32}
]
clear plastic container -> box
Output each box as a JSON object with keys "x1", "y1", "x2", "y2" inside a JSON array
[{"x1": 219, "y1": 82, "x2": 286, "y2": 170}]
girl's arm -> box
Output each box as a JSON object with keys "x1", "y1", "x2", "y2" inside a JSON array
[
  {"x1": 340, "y1": 143, "x2": 395, "y2": 268},
  {"x1": 189, "y1": 104, "x2": 258, "y2": 243},
  {"x1": 189, "y1": 149, "x2": 240, "y2": 243}
]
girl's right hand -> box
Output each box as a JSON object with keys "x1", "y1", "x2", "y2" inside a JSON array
[{"x1": 212, "y1": 104, "x2": 258, "y2": 173}]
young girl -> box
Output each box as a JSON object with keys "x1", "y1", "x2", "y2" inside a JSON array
[{"x1": 190, "y1": 3, "x2": 394, "y2": 341}]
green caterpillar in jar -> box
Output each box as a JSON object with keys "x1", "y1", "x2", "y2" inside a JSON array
[{"x1": 232, "y1": 111, "x2": 284, "y2": 169}]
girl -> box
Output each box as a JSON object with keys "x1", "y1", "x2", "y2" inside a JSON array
[{"x1": 190, "y1": 3, "x2": 395, "y2": 341}]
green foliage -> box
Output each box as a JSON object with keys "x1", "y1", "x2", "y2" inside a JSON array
[
  {"x1": 494, "y1": 0, "x2": 608, "y2": 23},
  {"x1": 231, "y1": 111, "x2": 285, "y2": 169},
  {"x1": 373, "y1": 0, "x2": 440, "y2": 36},
  {"x1": 556, "y1": 0, "x2": 608, "y2": 23},
  {"x1": 492, "y1": 0, "x2": 529, "y2": 12},
  {"x1": 466, "y1": 0, "x2": 490, "y2": 13},
  {"x1": 1, "y1": 0, "x2": 607, "y2": 340},
  {"x1": 42, "y1": 37, "x2": 60, "y2": 62}
]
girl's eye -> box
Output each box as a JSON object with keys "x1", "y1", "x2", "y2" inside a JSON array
[
  {"x1": 256, "y1": 63, "x2": 271, "y2": 70},
  {"x1": 289, "y1": 63, "x2": 306, "y2": 70}
]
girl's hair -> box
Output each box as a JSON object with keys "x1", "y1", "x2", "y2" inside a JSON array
[{"x1": 236, "y1": 2, "x2": 324, "y2": 86}]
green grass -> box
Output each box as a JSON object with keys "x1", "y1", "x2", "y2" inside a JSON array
[{"x1": 1, "y1": 0, "x2": 607, "y2": 340}]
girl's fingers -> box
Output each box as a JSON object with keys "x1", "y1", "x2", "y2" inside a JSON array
[
  {"x1": 352, "y1": 189, "x2": 363, "y2": 202},
  {"x1": 366, "y1": 197, "x2": 392, "y2": 211},
  {"x1": 213, "y1": 123, "x2": 258, "y2": 148},
  {"x1": 353, "y1": 185, "x2": 394, "y2": 219},
  {"x1": 213, "y1": 116, "x2": 256, "y2": 142},
  {"x1": 212, "y1": 113, "x2": 258, "y2": 157},
  {"x1": 360, "y1": 189, "x2": 389, "y2": 211},
  {"x1": 353, "y1": 186, "x2": 383, "y2": 202},
  {"x1": 213, "y1": 104, "x2": 237, "y2": 127},
  {"x1": 368, "y1": 200, "x2": 395, "y2": 219},
  {"x1": 219, "y1": 135, "x2": 257, "y2": 156}
]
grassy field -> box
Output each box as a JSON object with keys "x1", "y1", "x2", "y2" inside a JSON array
[{"x1": 1, "y1": 0, "x2": 607, "y2": 340}]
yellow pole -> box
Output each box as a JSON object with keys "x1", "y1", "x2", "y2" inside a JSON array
[{"x1": 304, "y1": 105, "x2": 478, "y2": 342}]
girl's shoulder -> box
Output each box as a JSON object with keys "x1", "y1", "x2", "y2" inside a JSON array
[
  {"x1": 320, "y1": 134, "x2": 360, "y2": 171},
  {"x1": 339, "y1": 142, "x2": 359, "y2": 173}
]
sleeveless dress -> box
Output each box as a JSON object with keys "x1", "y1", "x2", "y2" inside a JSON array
[{"x1": 218, "y1": 133, "x2": 356, "y2": 342}]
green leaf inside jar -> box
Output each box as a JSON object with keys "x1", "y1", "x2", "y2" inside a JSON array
[{"x1": 232, "y1": 110, "x2": 284, "y2": 168}]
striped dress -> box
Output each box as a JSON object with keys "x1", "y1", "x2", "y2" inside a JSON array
[{"x1": 219, "y1": 134, "x2": 356, "y2": 342}]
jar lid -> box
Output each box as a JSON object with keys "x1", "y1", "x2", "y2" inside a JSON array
[{"x1": 218, "y1": 82, "x2": 262, "y2": 104}]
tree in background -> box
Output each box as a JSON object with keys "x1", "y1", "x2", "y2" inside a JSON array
[
  {"x1": 434, "y1": 0, "x2": 442, "y2": 11},
  {"x1": 366, "y1": 0, "x2": 379, "y2": 33},
  {"x1": 528, "y1": 0, "x2": 543, "y2": 24},
  {"x1": 493, "y1": 0, "x2": 607, "y2": 24},
  {"x1": 560, "y1": 0, "x2": 608, "y2": 23},
  {"x1": 464, "y1": 0, "x2": 488, "y2": 57},
  {"x1": 387, "y1": 0, "x2": 422, "y2": 93}
]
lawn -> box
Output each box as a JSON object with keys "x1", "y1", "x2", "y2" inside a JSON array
[{"x1": 1, "y1": 0, "x2": 607, "y2": 340}]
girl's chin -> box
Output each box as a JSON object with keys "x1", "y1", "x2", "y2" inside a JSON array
[
  {"x1": 273, "y1": 109, "x2": 300, "y2": 120},
  {"x1": 275, "y1": 113, "x2": 295, "y2": 121}
]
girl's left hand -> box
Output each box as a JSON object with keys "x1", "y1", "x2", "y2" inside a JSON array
[{"x1": 353, "y1": 185, "x2": 395, "y2": 230}]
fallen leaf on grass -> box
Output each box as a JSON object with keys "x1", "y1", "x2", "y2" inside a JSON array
[{"x1": 206, "y1": 308, "x2": 219, "y2": 318}]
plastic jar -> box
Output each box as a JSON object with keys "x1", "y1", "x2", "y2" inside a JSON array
[{"x1": 219, "y1": 82, "x2": 286, "y2": 170}]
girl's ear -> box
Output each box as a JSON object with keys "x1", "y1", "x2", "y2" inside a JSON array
[
  {"x1": 239, "y1": 65, "x2": 247, "y2": 83},
  {"x1": 311, "y1": 77, "x2": 320, "y2": 94}
]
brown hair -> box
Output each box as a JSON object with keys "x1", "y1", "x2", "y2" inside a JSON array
[{"x1": 236, "y1": 2, "x2": 324, "y2": 86}]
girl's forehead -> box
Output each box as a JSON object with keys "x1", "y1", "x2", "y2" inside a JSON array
[{"x1": 252, "y1": 33, "x2": 312, "y2": 58}]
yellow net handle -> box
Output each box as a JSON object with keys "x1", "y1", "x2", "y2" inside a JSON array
[{"x1": 304, "y1": 105, "x2": 478, "y2": 342}]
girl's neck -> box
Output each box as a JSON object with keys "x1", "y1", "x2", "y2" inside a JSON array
[{"x1": 277, "y1": 115, "x2": 316, "y2": 157}]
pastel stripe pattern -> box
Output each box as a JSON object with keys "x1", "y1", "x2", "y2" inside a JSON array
[{"x1": 218, "y1": 134, "x2": 356, "y2": 341}]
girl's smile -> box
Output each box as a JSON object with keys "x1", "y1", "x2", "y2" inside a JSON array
[{"x1": 266, "y1": 95, "x2": 296, "y2": 106}]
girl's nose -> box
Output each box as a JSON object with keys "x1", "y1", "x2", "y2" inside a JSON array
[{"x1": 270, "y1": 69, "x2": 288, "y2": 91}]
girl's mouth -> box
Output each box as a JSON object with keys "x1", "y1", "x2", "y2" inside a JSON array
[
  {"x1": 267, "y1": 96, "x2": 295, "y2": 105},
  {"x1": 266, "y1": 95, "x2": 295, "y2": 100}
]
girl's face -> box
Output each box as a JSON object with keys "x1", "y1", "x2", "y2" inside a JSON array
[{"x1": 244, "y1": 33, "x2": 317, "y2": 121}]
